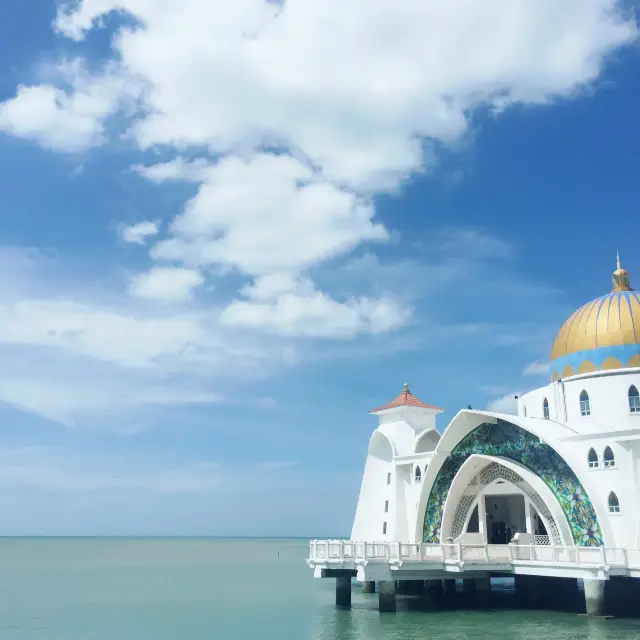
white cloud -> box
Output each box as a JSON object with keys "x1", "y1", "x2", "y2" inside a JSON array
[
  {"x1": 486, "y1": 392, "x2": 521, "y2": 415},
  {"x1": 259, "y1": 461, "x2": 299, "y2": 470},
  {"x1": 51, "y1": 0, "x2": 636, "y2": 187},
  {"x1": 0, "y1": 248, "x2": 285, "y2": 425},
  {"x1": 523, "y1": 360, "x2": 550, "y2": 376},
  {"x1": 121, "y1": 220, "x2": 160, "y2": 245},
  {"x1": 221, "y1": 290, "x2": 412, "y2": 338},
  {"x1": 128, "y1": 266, "x2": 204, "y2": 302},
  {"x1": 149, "y1": 153, "x2": 387, "y2": 275},
  {"x1": 0, "y1": 60, "x2": 133, "y2": 152},
  {"x1": 4, "y1": 2, "x2": 636, "y2": 339},
  {"x1": 0, "y1": 446, "x2": 221, "y2": 494}
]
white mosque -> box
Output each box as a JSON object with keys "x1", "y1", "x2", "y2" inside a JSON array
[{"x1": 308, "y1": 257, "x2": 640, "y2": 616}]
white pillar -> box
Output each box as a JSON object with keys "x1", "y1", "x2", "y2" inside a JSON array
[
  {"x1": 378, "y1": 580, "x2": 396, "y2": 613},
  {"x1": 583, "y1": 579, "x2": 606, "y2": 617},
  {"x1": 477, "y1": 495, "x2": 487, "y2": 541},
  {"x1": 524, "y1": 498, "x2": 534, "y2": 536}
]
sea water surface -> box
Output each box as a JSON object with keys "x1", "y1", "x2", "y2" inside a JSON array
[{"x1": 0, "y1": 538, "x2": 639, "y2": 640}]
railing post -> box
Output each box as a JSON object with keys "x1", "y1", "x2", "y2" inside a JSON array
[
  {"x1": 340, "y1": 540, "x2": 345, "y2": 561},
  {"x1": 457, "y1": 542, "x2": 462, "y2": 562},
  {"x1": 396, "y1": 542, "x2": 401, "y2": 561},
  {"x1": 483, "y1": 543, "x2": 489, "y2": 562},
  {"x1": 600, "y1": 545, "x2": 606, "y2": 566},
  {"x1": 530, "y1": 544, "x2": 534, "y2": 561},
  {"x1": 508, "y1": 544, "x2": 513, "y2": 563}
]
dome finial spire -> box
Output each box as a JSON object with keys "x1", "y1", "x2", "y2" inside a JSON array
[{"x1": 612, "y1": 252, "x2": 632, "y2": 292}]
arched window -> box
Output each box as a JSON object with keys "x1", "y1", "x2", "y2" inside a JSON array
[
  {"x1": 579, "y1": 390, "x2": 591, "y2": 416},
  {"x1": 608, "y1": 492, "x2": 620, "y2": 514},
  {"x1": 604, "y1": 446, "x2": 615, "y2": 469},
  {"x1": 414, "y1": 465, "x2": 422, "y2": 483},
  {"x1": 588, "y1": 448, "x2": 599, "y2": 469},
  {"x1": 629, "y1": 385, "x2": 640, "y2": 413},
  {"x1": 543, "y1": 397, "x2": 550, "y2": 419}
]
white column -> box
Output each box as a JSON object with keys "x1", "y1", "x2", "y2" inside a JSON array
[
  {"x1": 524, "y1": 498, "x2": 534, "y2": 536},
  {"x1": 477, "y1": 494, "x2": 487, "y2": 542}
]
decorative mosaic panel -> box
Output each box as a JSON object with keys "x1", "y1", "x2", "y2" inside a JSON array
[{"x1": 423, "y1": 420, "x2": 602, "y2": 547}]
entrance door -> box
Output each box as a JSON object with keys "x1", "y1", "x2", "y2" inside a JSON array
[{"x1": 485, "y1": 494, "x2": 526, "y2": 544}]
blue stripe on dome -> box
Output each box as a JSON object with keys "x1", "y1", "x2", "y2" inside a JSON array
[{"x1": 551, "y1": 343, "x2": 640, "y2": 378}]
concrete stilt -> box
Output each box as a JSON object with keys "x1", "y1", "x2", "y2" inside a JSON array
[
  {"x1": 475, "y1": 577, "x2": 491, "y2": 592},
  {"x1": 426, "y1": 579, "x2": 444, "y2": 594},
  {"x1": 443, "y1": 579, "x2": 456, "y2": 595},
  {"x1": 409, "y1": 580, "x2": 425, "y2": 596},
  {"x1": 335, "y1": 577, "x2": 352, "y2": 608},
  {"x1": 462, "y1": 578, "x2": 477, "y2": 595},
  {"x1": 583, "y1": 579, "x2": 606, "y2": 617},
  {"x1": 378, "y1": 580, "x2": 397, "y2": 613},
  {"x1": 362, "y1": 581, "x2": 376, "y2": 594}
]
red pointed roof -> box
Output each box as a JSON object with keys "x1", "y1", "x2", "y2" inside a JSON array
[{"x1": 369, "y1": 383, "x2": 444, "y2": 413}]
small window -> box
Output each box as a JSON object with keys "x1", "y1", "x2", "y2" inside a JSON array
[
  {"x1": 382, "y1": 522, "x2": 387, "y2": 535},
  {"x1": 386, "y1": 472, "x2": 391, "y2": 485},
  {"x1": 629, "y1": 386, "x2": 640, "y2": 413},
  {"x1": 384, "y1": 500, "x2": 389, "y2": 513},
  {"x1": 588, "y1": 448, "x2": 599, "y2": 469},
  {"x1": 604, "y1": 446, "x2": 615, "y2": 469},
  {"x1": 542, "y1": 397, "x2": 549, "y2": 419},
  {"x1": 523, "y1": 405, "x2": 527, "y2": 417},
  {"x1": 608, "y1": 492, "x2": 620, "y2": 514},
  {"x1": 580, "y1": 390, "x2": 591, "y2": 416},
  {"x1": 414, "y1": 466, "x2": 422, "y2": 483}
]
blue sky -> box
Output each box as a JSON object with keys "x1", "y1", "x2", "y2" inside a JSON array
[{"x1": 0, "y1": 0, "x2": 639, "y2": 536}]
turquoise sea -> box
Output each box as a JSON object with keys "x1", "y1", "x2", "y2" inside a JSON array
[{"x1": 1, "y1": 538, "x2": 639, "y2": 639}]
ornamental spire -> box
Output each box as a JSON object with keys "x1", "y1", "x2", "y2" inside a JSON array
[{"x1": 612, "y1": 252, "x2": 632, "y2": 292}]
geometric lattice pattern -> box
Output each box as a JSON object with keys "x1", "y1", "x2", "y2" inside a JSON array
[
  {"x1": 449, "y1": 462, "x2": 562, "y2": 545},
  {"x1": 423, "y1": 420, "x2": 603, "y2": 547}
]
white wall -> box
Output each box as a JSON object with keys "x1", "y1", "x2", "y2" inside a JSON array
[
  {"x1": 517, "y1": 368, "x2": 640, "y2": 547},
  {"x1": 519, "y1": 368, "x2": 640, "y2": 431},
  {"x1": 351, "y1": 431, "x2": 394, "y2": 540},
  {"x1": 351, "y1": 407, "x2": 441, "y2": 542}
]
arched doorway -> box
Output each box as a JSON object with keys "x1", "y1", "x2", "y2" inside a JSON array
[
  {"x1": 423, "y1": 419, "x2": 602, "y2": 547},
  {"x1": 445, "y1": 460, "x2": 563, "y2": 545}
]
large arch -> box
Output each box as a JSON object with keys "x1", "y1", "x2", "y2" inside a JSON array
[
  {"x1": 439, "y1": 455, "x2": 573, "y2": 546},
  {"x1": 422, "y1": 419, "x2": 603, "y2": 547}
]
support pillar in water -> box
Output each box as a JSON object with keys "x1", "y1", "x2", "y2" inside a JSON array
[
  {"x1": 335, "y1": 577, "x2": 351, "y2": 608},
  {"x1": 362, "y1": 581, "x2": 376, "y2": 594},
  {"x1": 475, "y1": 577, "x2": 491, "y2": 592},
  {"x1": 583, "y1": 579, "x2": 606, "y2": 617},
  {"x1": 378, "y1": 580, "x2": 396, "y2": 613},
  {"x1": 443, "y1": 579, "x2": 456, "y2": 595},
  {"x1": 425, "y1": 579, "x2": 444, "y2": 594},
  {"x1": 462, "y1": 578, "x2": 477, "y2": 595}
]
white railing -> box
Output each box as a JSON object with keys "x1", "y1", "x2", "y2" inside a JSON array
[{"x1": 308, "y1": 540, "x2": 640, "y2": 571}]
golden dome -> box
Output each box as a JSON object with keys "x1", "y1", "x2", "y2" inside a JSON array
[{"x1": 550, "y1": 255, "x2": 640, "y2": 380}]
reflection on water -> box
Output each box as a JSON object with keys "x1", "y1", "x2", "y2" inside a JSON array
[{"x1": 310, "y1": 579, "x2": 640, "y2": 640}]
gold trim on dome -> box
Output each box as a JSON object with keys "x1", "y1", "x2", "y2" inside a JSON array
[
  {"x1": 578, "y1": 360, "x2": 597, "y2": 374},
  {"x1": 561, "y1": 364, "x2": 575, "y2": 378},
  {"x1": 600, "y1": 356, "x2": 623, "y2": 371},
  {"x1": 628, "y1": 354, "x2": 640, "y2": 368}
]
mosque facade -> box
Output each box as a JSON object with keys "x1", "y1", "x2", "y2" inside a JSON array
[{"x1": 351, "y1": 256, "x2": 640, "y2": 552}]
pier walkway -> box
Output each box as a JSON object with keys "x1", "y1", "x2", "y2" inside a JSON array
[{"x1": 307, "y1": 540, "x2": 640, "y2": 615}]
